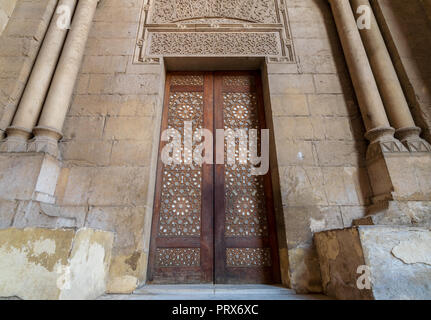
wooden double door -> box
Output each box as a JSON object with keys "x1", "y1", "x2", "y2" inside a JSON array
[{"x1": 148, "y1": 71, "x2": 280, "y2": 284}]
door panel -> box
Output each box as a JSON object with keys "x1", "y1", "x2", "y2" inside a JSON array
[
  {"x1": 147, "y1": 72, "x2": 214, "y2": 283},
  {"x1": 214, "y1": 72, "x2": 280, "y2": 284},
  {"x1": 148, "y1": 71, "x2": 280, "y2": 284}
]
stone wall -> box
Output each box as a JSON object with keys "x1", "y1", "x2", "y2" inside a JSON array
[
  {"x1": 0, "y1": 0, "x2": 430, "y2": 297},
  {"x1": 268, "y1": 0, "x2": 372, "y2": 293},
  {"x1": 58, "y1": 0, "x2": 164, "y2": 293},
  {"x1": 0, "y1": 0, "x2": 17, "y2": 35}
]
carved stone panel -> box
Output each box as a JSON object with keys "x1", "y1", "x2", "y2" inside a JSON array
[
  {"x1": 150, "y1": 0, "x2": 278, "y2": 24},
  {"x1": 134, "y1": 0, "x2": 295, "y2": 64}
]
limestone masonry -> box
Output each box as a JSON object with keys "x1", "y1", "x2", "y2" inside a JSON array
[{"x1": 0, "y1": 0, "x2": 430, "y2": 300}]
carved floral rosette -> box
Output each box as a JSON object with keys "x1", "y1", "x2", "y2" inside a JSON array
[{"x1": 134, "y1": 0, "x2": 295, "y2": 64}]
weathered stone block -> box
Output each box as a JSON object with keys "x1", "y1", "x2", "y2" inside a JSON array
[
  {"x1": 103, "y1": 116, "x2": 154, "y2": 141},
  {"x1": 69, "y1": 94, "x2": 156, "y2": 117},
  {"x1": 87, "y1": 74, "x2": 160, "y2": 95},
  {"x1": 81, "y1": 55, "x2": 128, "y2": 74},
  {"x1": 270, "y1": 94, "x2": 309, "y2": 116},
  {"x1": 279, "y1": 166, "x2": 328, "y2": 206},
  {"x1": 62, "y1": 116, "x2": 105, "y2": 140},
  {"x1": 0, "y1": 199, "x2": 16, "y2": 228},
  {"x1": 0, "y1": 228, "x2": 114, "y2": 300},
  {"x1": 322, "y1": 167, "x2": 372, "y2": 206},
  {"x1": 315, "y1": 141, "x2": 367, "y2": 167},
  {"x1": 88, "y1": 167, "x2": 149, "y2": 206},
  {"x1": 0, "y1": 153, "x2": 43, "y2": 201},
  {"x1": 323, "y1": 117, "x2": 354, "y2": 140},
  {"x1": 308, "y1": 94, "x2": 357, "y2": 117},
  {"x1": 287, "y1": 246, "x2": 323, "y2": 294},
  {"x1": 106, "y1": 252, "x2": 148, "y2": 294},
  {"x1": 86, "y1": 206, "x2": 147, "y2": 254},
  {"x1": 12, "y1": 201, "x2": 87, "y2": 229},
  {"x1": 59, "y1": 167, "x2": 94, "y2": 206},
  {"x1": 315, "y1": 226, "x2": 431, "y2": 300},
  {"x1": 273, "y1": 116, "x2": 314, "y2": 140},
  {"x1": 60, "y1": 140, "x2": 113, "y2": 166},
  {"x1": 354, "y1": 200, "x2": 431, "y2": 227},
  {"x1": 366, "y1": 152, "x2": 431, "y2": 205},
  {"x1": 314, "y1": 74, "x2": 346, "y2": 94},
  {"x1": 110, "y1": 140, "x2": 152, "y2": 166},
  {"x1": 284, "y1": 205, "x2": 343, "y2": 247},
  {"x1": 340, "y1": 206, "x2": 367, "y2": 227},
  {"x1": 0, "y1": 153, "x2": 60, "y2": 203},
  {"x1": 275, "y1": 141, "x2": 315, "y2": 166},
  {"x1": 268, "y1": 74, "x2": 315, "y2": 94}
]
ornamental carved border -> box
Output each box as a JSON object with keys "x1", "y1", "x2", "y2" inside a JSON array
[{"x1": 134, "y1": 0, "x2": 295, "y2": 64}]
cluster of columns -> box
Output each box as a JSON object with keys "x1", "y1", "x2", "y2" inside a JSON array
[
  {"x1": 1, "y1": 0, "x2": 99, "y2": 157},
  {"x1": 328, "y1": 0, "x2": 431, "y2": 153}
]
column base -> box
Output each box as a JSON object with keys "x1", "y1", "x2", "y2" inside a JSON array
[
  {"x1": 364, "y1": 126, "x2": 408, "y2": 161},
  {"x1": 0, "y1": 126, "x2": 32, "y2": 152},
  {"x1": 395, "y1": 126, "x2": 431, "y2": 153},
  {"x1": 27, "y1": 126, "x2": 63, "y2": 159},
  {"x1": 364, "y1": 127, "x2": 431, "y2": 225}
]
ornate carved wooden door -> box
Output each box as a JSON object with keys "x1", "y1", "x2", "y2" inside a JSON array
[
  {"x1": 147, "y1": 72, "x2": 280, "y2": 284},
  {"x1": 148, "y1": 72, "x2": 214, "y2": 284},
  {"x1": 214, "y1": 71, "x2": 280, "y2": 284}
]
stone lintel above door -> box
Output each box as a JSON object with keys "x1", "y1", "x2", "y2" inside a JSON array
[{"x1": 134, "y1": 0, "x2": 296, "y2": 64}]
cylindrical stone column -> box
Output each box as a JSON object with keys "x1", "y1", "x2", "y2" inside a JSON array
[
  {"x1": 30, "y1": 0, "x2": 99, "y2": 156},
  {"x1": 328, "y1": 0, "x2": 396, "y2": 145},
  {"x1": 2, "y1": 0, "x2": 78, "y2": 152},
  {"x1": 351, "y1": 0, "x2": 430, "y2": 151}
]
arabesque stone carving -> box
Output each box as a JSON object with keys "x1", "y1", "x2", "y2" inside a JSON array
[{"x1": 134, "y1": 0, "x2": 295, "y2": 63}]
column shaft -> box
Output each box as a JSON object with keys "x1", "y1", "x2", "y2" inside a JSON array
[
  {"x1": 328, "y1": 0, "x2": 394, "y2": 143},
  {"x1": 352, "y1": 0, "x2": 415, "y2": 129},
  {"x1": 33, "y1": 0, "x2": 99, "y2": 146},
  {"x1": 353, "y1": 0, "x2": 431, "y2": 151},
  {"x1": 6, "y1": 0, "x2": 78, "y2": 144}
]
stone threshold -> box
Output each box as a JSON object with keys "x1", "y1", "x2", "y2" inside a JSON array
[{"x1": 98, "y1": 284, "x2": 331, "y2": 300}]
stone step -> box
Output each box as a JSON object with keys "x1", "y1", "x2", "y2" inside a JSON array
[
  {"x1": 134, "y1": 284, "x2": 295, "y2": 296},
  {"x1": 99, "y1": 293, "x2": 328, "y2": 300},
  {"x1": 97, "y1": 284, "x2": 331, "y2": 300}
]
